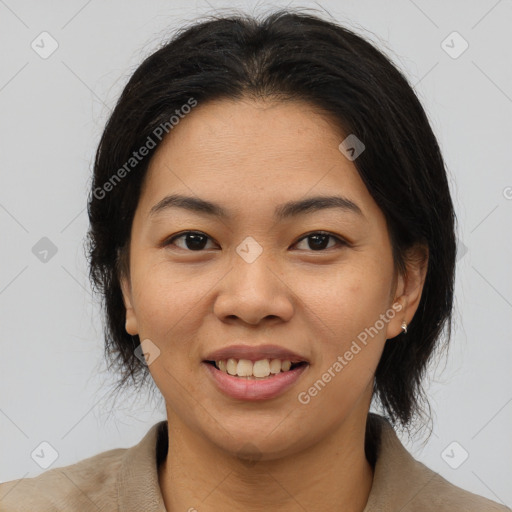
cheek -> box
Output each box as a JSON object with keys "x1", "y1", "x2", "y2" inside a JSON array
[
  {"x1": 129, "y1": 260, "x2": 212, "y2": 355},
  {"x1": 129, "y1": 261, "x2": 210, "y2": 421},
  {"x1": 304, "y1": 258, "x2": 393, "y2": 345},
  {"x1": 294, "y1": 255, "x2": 393, "y2": 404},
  {"x1": 294, "y1": 277, "x2": 390, "y2": 428}
]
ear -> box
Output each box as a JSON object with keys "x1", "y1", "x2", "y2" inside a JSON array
[
  {"x1": 386, "y1": 244, "x2": 429, "y2": 340},
  {"x1": 120, "y1": 273, "x2": 139, "y2": 336}
]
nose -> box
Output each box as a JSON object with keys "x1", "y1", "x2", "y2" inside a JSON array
[{"x1": 213, "y1": 251, "x2": 294, "y2": 326}]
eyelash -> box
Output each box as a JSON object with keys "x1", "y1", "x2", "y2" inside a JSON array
[{"x1": 163, "y1": 230, "x2": 348, "y2": 252}]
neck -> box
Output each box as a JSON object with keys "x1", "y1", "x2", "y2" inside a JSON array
[{"x1": 158, "y1": 407, "x2": 375, "y2": 512}]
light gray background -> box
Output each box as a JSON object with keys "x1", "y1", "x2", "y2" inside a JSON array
[{"x1": 1, "y1": 0, "x2": 511, "y2": 506}]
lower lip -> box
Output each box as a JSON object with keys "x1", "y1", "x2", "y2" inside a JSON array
[{"x1": 202, "y1": 362, "x2": 308, "y2": 401}]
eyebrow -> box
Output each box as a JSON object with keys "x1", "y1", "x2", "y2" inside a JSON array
[{"x1": 149, "y1": 193, "x2": 365, "y2": 221}]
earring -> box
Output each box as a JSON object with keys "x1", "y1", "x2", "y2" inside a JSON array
[{"x1": 401, "y1": 321, "x2": 408, "y2": 334}]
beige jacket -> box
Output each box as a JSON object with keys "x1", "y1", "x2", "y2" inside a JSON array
[{"x1": 0, "y1": 413, "x2": 509, "y2": 511}]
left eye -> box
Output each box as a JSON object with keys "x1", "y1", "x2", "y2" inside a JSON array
[{"x1": 163, "y1": 231, "x2": 346, "y2": 252}]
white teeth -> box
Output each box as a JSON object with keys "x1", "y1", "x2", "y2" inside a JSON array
[
  {"x1": 226, "y1": 358, "x2": 237, "y2": 375},
  {"x1": 253, "y1": 359, "x2": 270, "y2": 378},
  {"x1": 214, "y1": 358, "x2": 301, "y2": 378},
  {"x1": 281, "y1": 360, "x2": 291, "y2": 372},
  {"x1": 236, "y1": 359, "x2": 253, "y2": 377},
  {"x1": 269, "y1": 359, "x2": 282, "y2": 374}
]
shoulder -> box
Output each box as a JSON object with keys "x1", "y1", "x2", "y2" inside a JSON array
[
  {"x1": 0, "y1": 420, "x2": 167, "y2": 512},
  {"x1": 0, "y1": 446, "x2": 126, "y2": 511},
  {"x1": 365, "y1": 413, "x2": 511, "y2": 512},
  {"x1": 401, "y1": 457, "x2": 511, "y2": 511}
]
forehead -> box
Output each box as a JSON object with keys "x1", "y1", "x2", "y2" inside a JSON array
[
  {"x1": 138, "y1": 97, "x2": 380, "y2": 223},
  {"x1": 151, "y1": 97, "x2": 346, "y2": 168}
]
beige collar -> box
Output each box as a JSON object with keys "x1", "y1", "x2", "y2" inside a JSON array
[{"x1": 116, "y1": 413, "x2": 500, "y2": 511}]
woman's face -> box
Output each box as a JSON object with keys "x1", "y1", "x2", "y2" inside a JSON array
[{"x1": 121, "y1": 97, "x2": 424, "y2": 459}]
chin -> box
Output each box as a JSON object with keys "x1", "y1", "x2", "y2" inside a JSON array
[{"x1": 196, "y1": 416, "x2": 314, "y2": 462}]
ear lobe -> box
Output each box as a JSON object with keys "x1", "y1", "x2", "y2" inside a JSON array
[
  {"x1": 120, "y1": 275, "x2": 139, "y2": 336},
  {"x1": 386, "y1": 244, "x2": 429, "y2": 339}
]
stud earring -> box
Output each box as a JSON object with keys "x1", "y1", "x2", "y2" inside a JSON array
[{"x1": 401, "y1": 321, "x2": 408, "y2": 334}]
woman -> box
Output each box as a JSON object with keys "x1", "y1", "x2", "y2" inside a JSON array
[{"x1": 1, "y1": 9, "x2": 509, "y2": 512}]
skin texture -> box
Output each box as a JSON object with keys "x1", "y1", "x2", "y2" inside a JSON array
[{"x1": 120, "y1": 97, "x2": 428, "y2": 512}]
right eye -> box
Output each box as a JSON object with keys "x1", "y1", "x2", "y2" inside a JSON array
[{"x1": 163, "y1": 231, "x2": 218, "y2": 251}]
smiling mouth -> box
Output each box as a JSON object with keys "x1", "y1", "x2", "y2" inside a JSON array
[{"x1": 204, "y1": 359, "x2": 308, "y2": 379}]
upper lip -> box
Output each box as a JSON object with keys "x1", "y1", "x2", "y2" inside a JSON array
[{"x1": 204, "y1": 344, "x2": 309, "y2": 363}]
